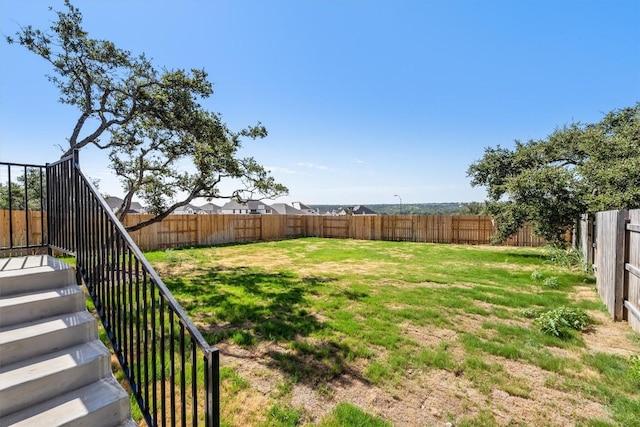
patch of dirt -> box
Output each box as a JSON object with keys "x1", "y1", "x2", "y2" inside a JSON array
[
  {"x1": 491, "y1": 358, "x2": 610, "y2": 425},
  {"x1": 571, "y1": 285, "x2": 639, "y2": 357},
  {"x1": 312, "y1": 261, "x2": 396, "y2": 276},
  {"x1": 225, "y1": 343, "x2": 610, "y2": 426},
  {"x1": 214, "y1": 282, "x2": 639, "y2": 426},
  {"x1": 402, "y1": 323, "x2": 458, "y2": 344},
  {"x1": 154, "y1": 260, "x2": 200, "y2": 278},
  {"x1": 584, "y1": 319, "x2": 638, "y2": 357},
  {"x1": 293, "y1": 368, "x2": 490, "y2": 426}
]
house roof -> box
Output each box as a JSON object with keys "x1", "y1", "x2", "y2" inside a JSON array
[
  {"x1": 173, "y1": 203, "x2": 204, "y2": 214},
  {"x1": 104, "y1": 196, "x2": 146, "y2": 213},
  {"x1": 270, "y1": 203, "x2": 308, "y2": 215},
  {"x1": 199, "y1": 202, "x2": 221, "y2": 213},
  {"x1": 352, "y1": 205, "x2": 377, "y2": 215},
  {"x1": 221, "y1": 200, "x2": 246, "y2": 210},
  {"x1": 105, "y1": 196, "x2": 123, "y2": 210},
  {"x1": 292, "y1": 201, "x2": 312, "y2": 210},
  {"x1": 221, "y1": 200, "x2": 272, "y2": 212}
]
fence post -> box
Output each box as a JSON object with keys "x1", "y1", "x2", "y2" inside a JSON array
[
  {"x1": 205, "y1": 348, "x2": 220, "y2": 427},
  {"x1": 578, "y1": 213, "x2": 595, "y2": 271},
  {"x1": 22, "y1": 166, "x2": 29, "y2": 249},
  {"x1": 45, "y1": 162, "x2": 51, "y2": 254},
  {"x1": 73, "y1": 150, "x2": 82, "y2": 286},
  {"x1": 614, "y1": 210, "x2": 628, "y2": 321}
]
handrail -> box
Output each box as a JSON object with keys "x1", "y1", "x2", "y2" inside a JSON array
[
  {"x1": 2, "y1": 155, "x2": 220, "y2": 426},
  {"x1": 66, "y1": 152, "x2": 220, "y2": 426},
  {"x1": 46, "y1": 153, "x2": 76, "y2": 256},
  {"x1": 76, "y1": 160, "x2": 216, "y2": 365}
]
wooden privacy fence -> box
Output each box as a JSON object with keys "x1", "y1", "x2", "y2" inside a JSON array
[
  {"x1": 579, "y1": 209, "x2": 640, "y2": 332},
  {"x1": 0, "y1": 209, "x2": 46, "y2": 250},
  {"x1": 120, "y1": 213, "x2": 550, "y2": 250},
  {"x1": 1, "y1": 211, "x2": 554, "y2": 252}
]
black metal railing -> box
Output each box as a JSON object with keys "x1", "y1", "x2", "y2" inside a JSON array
[
  {"x1": 2, "y1": 153, "x2": 220, "y2": 426},
  {"x1": 46, "y1": 155, "x2": 76, "y2": 256},
  {"x1": 0, "y1": 161, "x2": 48, "y2": 255}
]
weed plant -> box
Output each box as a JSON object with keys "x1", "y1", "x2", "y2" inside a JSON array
[
  {"x1": 319, "y1": 403, "x2": 391, "y2": 427},
  {"x1": 536, "y1": 306, "x2": 592, "y2": 338},
  {"x1": 530, "y1": 270, "x2": 544, "y2": 281},
  {"x1": 545, "y1": 244, "x2": 585, "y2": 270},
  {"x1": 629, "y1": 355, "x2": 640, "y2": 385},
  {"x1": 542, "y1": 276, "x2": 560, "y2": 289}
]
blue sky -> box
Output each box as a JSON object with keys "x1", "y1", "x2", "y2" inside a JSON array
[{"x1": 1, "y1": 1, "x2": 638, "y2": 205}]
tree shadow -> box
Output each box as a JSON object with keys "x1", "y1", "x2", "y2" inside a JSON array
[
  {"x1": 264, "y1": 339, "x2": 371, "y2": 387},
  {"x1": 161, "y1": 266, "x2": 367, "y2": 385}
]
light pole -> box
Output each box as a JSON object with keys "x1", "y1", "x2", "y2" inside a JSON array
[{"x1": 394, "y1": 194, "x2": 402, "y2": 215}]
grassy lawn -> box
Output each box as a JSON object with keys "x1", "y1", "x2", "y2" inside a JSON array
[{"x1": 144, "y1": 238, "x2": 640, "y2": 427}]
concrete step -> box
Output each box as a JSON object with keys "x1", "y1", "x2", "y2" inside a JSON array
[
  {"x1": 0, "y1": 256, "x2": 75, "y2": 297},
  {"x1": 0, "y1": 311, "x2": 97, "y2": 368},
  {"x1": 0, "y1": 376, "x2": 132, "y2": 427},
  {"x1": 0, "y1": 256, "x2": 135, "y2": 427},
  {"x1": 0, "y1": 285, "x2": 86, "y2": 328},
  {"x1": 116, "y1": 420, "x2": 139, "y2": 427},
  {"x1": 0, "y1": 340, "x2": 112, "y2": 416}
]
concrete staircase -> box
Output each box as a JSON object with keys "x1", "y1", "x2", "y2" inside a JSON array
[{"x1": 0, "y1": 255, "x2": 136, "y2": 427}]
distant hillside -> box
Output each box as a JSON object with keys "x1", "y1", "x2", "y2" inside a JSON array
[{"x1": 309, "y1": 202, "x2": 481, "y2": 215}]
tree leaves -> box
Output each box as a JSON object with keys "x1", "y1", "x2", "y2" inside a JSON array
[
  {"x1": 7, "y1": 0, "x2": 288, "y2": 229},
  {"x1": 468, "y1": 103, "x2": 640, "y2": 244}
]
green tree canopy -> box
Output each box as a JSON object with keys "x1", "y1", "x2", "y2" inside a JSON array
[
  {"x1": 0, "y1": 168, "x2": 46, "y2": 210},
  {"x1": 468, "y1": 103, "x2": 640, "y2": 244},
  {"x1": 6, "y1": 1, "x2": 287, "y2": 229}
]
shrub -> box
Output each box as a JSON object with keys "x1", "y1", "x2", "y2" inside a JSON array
[
  {"x1": 530, "y1": 270, "x2": 544, "y2": 281},
  {"x1": 629, "y1": 355, "x2": 640, "y2": 385},
  {"x1": 545, "y1": 245, "x2": 584, "y2": 269},
  {"x1": 542, "y1": 276, "x2": 560, "y2": 289},
  {"x1": 536, "y1": 306, "x2": 592, "y2": 339},
  {"x1": 519, "y1": 307, "x2": 540, "y2": 319},
  {"x1": 268, "y1": 404, "x2": 303, "y2": 427}
]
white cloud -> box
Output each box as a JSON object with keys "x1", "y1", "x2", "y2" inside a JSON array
[
  {"x1": 296, "y1": 162, "x2": 329, "y2": 170},
  {"x1": 267, "y1": 166, "x2": 298, "y2": 174}
]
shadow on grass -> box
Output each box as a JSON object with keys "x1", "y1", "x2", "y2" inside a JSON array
[
  {"x1": 265, "y1": 339, "x2": 369, "y2": 386},
  {"x1": 162, "y1": 266, "x2": 362, "y2": 384}
]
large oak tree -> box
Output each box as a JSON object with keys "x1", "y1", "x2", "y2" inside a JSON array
[
  {"x1": 6, "y1": 1, "x2": 287, "y2": 230},
  {"x1": 468, "y1": 103, "x2": 640, "y2": 244}
]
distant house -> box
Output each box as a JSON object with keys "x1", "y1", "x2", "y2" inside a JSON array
[
  {"x1": 104, "y1": 196, "x2": 146, "y2": 214},
  {"x1": 221, "y1": 200, "x2": 273, "y2": 214},
  {"x1": 199, "y1": 203, "x2": 222, "y2": 214},
  {"x1": 319, "y1": 208, "x2": 340, "y2": 216},
  {"x1": 352, "y1": 205, "x2": 377, "y2": 215},
  {"x1": 172, "y1": 203, "x2": 205, "y2": 215},
  {"x1": 270, "y1": 203, "x2": 308, "y2": 215},
  {"x1": 291, "y1": 202, "x2": 318, "y2": 215},
  {"x1": 335, "y1": 205, "x2": 377, "y2": 216}
]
